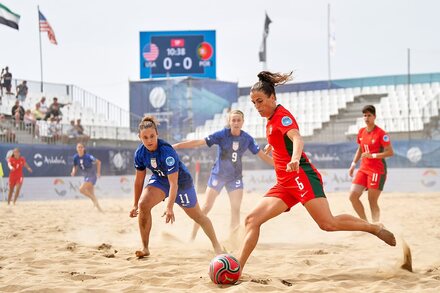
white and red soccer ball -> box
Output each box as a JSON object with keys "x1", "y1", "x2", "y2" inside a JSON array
[{"x1": 208, "y1": 254, "x2": 241, "y2": 285}]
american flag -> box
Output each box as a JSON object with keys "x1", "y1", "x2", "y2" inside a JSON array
[
  {"x1": 143, "y1": 43, "x2": 159, "y2": 62},
  {"x1": 39, "y1": 10, "x2": 57, "y2": 45}
]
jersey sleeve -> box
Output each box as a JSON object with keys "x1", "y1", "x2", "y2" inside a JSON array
[
  {"x1": 73, "y1": 155, "x2": 79, "y2": 166},
  {"x1": 247, "y1": 135, "x2": 261, "y2": 155},
  {"x1": 380, "y1": 131, "x2": 391, "y2": 147},
  {"x1": 205, "y1": 129, "x2": 224, "y2": 147},
  {"x1": 88, "y1": 154, "x2": 97, "y2": 163},
  {"x1": 277, "y1": 113, "x2": 299, "y2": 136},
  {"x1": 162, "y1": 147, "x2": 179, "y2": 176},
  {"x1": 134, "y1": 148, "x2": 146, "y2": 171}
]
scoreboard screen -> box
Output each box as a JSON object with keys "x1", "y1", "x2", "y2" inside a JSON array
[{"x1": 140, "y1": 30, "x2": 216, "y2": 79}]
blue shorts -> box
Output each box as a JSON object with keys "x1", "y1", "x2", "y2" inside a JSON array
[
  {"x1": 84, "y1": 175, "x2": 97, "y2": 185},
  {"x1": 147, "y1": 178, "x2": 197, "y2": 208},
  {"x1": 207, "y1": 174, "x2": 244, "y2": 193}
]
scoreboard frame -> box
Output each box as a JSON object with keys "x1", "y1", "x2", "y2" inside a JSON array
[{"x1": 140, "y1": 30, "x2": 216, "y2": 79}]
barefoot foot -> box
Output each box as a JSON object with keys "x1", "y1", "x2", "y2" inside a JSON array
[
  {"x1": 135, "y1": 248, "x2": 150, "y2": 258},
  {"x1": 375, "y1": 227, "x2": 396, "y2": 246}
]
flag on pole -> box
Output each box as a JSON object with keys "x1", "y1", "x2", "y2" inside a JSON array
[
  {"x1": 39, "y1": 10, "x2": 57, "y2": 45},
  {"x1": 258, "y1": 12, "x2": 272, "y2": 62},
  {"x1": 0, "y1": 3, "x2": 20, "y2": 30}
]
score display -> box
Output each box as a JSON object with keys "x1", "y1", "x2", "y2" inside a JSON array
[{"x1": 140, "y1": 30, "x2": 216, "y2": 79}]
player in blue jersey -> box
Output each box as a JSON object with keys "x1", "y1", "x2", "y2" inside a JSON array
[
  {"x1": 71, "y1": 143, "x2": 103, "y2": 212},
  {"x1": 129, "y1": 116, "x2": 223, "y2": 258},
  {"x1": 173, "y1": 110, "x2": 273, "y2": 240}
]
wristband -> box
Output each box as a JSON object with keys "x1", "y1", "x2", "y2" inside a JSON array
[
  {"x1": 350, "y1": 162, "x2": 356, "y2": 167},
  {"x1": 372, "y1": 153, "x2": 377, "y2": 159}
]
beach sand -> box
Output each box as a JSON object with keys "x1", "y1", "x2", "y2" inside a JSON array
[{"x1": 1, "y1": 192, "x2": 440, "y2": 292}]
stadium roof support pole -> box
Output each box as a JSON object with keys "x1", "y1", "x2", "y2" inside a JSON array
[
  {"x1": 407, "y1": 48, "x2": 411, "y2": 141},
  {"x1": 37, "y1": 5, "x2": 44, "y2": 93}
]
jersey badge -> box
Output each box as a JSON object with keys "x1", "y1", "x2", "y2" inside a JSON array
[
  {"x1": 165, "y1": 156, "x2": 175, "y2": 167},
  {"x1": 383, "y1": 134, "x2": 390, "y2": 142},
  {"x1": 281, "y1": 116, "x2": 293, "y2": 126},
  {"x1": 150, "y1": 158, "x2": 157, "y2": 168},
  {"x1": 232, "y1": 141, "x2": 240, "y2": 151}
]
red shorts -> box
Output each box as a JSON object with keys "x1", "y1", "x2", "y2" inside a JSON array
[
  {"x1": 353, "y1": 170, "x2": 386, "y2": 191},
  {"x1": 265, "y1": 168, "x2": 326, "y2": 211},
  {"x1": 9, "y1": 175, "x2": 23, "y2": 188}
]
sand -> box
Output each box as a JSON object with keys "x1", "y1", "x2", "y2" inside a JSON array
[{"x1": 1, "y1": 192, "x2": 440, "y2": 292}]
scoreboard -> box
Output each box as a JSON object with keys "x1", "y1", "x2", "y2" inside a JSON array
[{"x1": 140, "y1": 30, "x2": 216, "y2": 79}]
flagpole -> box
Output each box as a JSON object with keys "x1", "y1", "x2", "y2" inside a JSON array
[
  {"x1": 37, "y1": 5, "x2": 44, "y2": 93},
  {"x1": 327, "y1": 3, "x2": 332, "y2": 89}
]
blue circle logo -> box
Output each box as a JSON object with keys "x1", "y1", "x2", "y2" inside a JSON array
[
  {"x1": 166, "y1": 156, "x2": 175, "y2": 167},
  {"x1": 383, "y1": 134, "x2": 390, "y2": 142},
  {"x1": 281, "y1": 116, "x2": 293, "y2": 126}
]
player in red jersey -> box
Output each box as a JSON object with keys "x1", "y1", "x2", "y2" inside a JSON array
[
  {"x1": 348, "y1": 105, "x2": 394, "y2": 223},
  {"x1": 236, "y1": 71, "x2": 396, "y2": 272},
  {"x1": 7, "y1": 148, "x2": 32, "y2": 205}
]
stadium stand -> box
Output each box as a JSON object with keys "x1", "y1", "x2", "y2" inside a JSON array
[
  {"x1": 185, "y1": 74, "x2": 440, "y2": 143},
  {"x1": 0, "y1": 79, "x2": 140, "y2": 145}
]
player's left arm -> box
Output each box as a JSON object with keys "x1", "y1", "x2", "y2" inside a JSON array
[
  {"x1": 24, "y1": 162, "x2": 32, "y2": 173},
  {"x1": 285, "y1": 128, "x2": 304, "y2": 173},
  {"x1": 95, "y1": 159, "x2": 102, "y2": 177},
  {"x1": 164, "y1": 171, "x2": 178, "y2": 224}
]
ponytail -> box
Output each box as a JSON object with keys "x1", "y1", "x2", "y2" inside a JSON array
[{"x1": 251, "y1": 71, "x2": 293, "y2": 97}]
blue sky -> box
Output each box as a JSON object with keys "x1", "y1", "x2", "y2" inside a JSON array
[{"x1": 1, "y1": 0, "x2": 439, "y2": 110}]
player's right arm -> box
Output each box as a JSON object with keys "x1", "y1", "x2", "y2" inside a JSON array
[
  {"x1": 130, "y1": 169, "x2": 146, "y2": 218},
  {"x1": 172, "y1": 139, "x2": 206, "y2": 149},
  {"x1": 7, "y1": 159, "x2": 14, "y2": 171},
  {"x1": 349, "y1": 146, "x2": 362, "y2": 177}
]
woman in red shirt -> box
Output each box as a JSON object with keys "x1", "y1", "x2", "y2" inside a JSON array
[
  {"x1": 7, "y1": 148, "x2": 32, "y2": 205},
  {"x1": 348, "y1": 105, "x2": 394, "y2": 223},
  {"x1": 237, "y1": 71, "x2": 396, "y2": 272}
]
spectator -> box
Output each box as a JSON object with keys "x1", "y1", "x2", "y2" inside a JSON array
[
  {"x1": 11, "y1": 100, "x2": 25, "y2": 128},
  {"x1": 16, "y1": 80, "x2": 28, "y2": 102},
  {"x1": 62, "y1": 119, "x2": 79, "y2": 143},
  {"x1": 1, "y1": 66, "x2": 13, "y2": 95},
  {"x1": 44, "y1": 97, "x2": 70, "y2": 121},
  {"x1": 39, "y1": 97, "x2": 48, "y2": 115},
  {"x1": 0, "y1": 114, "x2": 16, "y2": 142},
  {"x1": 47, "y1": 115, "x2": 62, "y2": 142},
  {"x1": 23, "y1": 109, "x2": 38, "y2": 137},
  {"x1": 32, "y1": 102, "x2": 45, "y2": 120},
  {"x1": 75, "y1": 118, "x2": 90, "y2": 143}
]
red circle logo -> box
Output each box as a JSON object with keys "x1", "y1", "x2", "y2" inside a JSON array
[{"x1": 197, "y1": 42, "x2": 213, "y2": 60}]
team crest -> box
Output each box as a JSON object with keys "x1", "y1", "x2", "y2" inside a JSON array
[
  {"x1": 232, "y1": 141, "x2": 240, "y2": 151},
  {"x1": 165, "y1": 156, "x2": 175, "y2": 166},
  {"x1": 372, "y1": 139, "x2": 375, "y2": 144},
  {"x1": 268, "y1": 125, "x2": 273, "y2": 135},
  {"x1": 150, "y1": 158, "x2": 157, "y2": 168},
  {"x1": 281, "y1": 116, "x2": 293, "y2": 126},
  {"x1": 212, "y1": 179, "x2": 218, "y2": 186}
]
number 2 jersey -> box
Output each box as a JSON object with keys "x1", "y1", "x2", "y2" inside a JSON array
[
  {"x1": 134, "y1": 139, "x2": 193, "y2": 189},
  {"x1": 205, "y1": 128, "x2": 260, "y2": 181},
  {"x1": 357, "y1": 126, "x2": 391, "y2": 174}
]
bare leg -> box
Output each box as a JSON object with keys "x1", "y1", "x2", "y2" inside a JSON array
[
  {"x1": 13, "y1": 183, "x2": 22, "y2": 204},
  {"x1": 136, "y1": 186, "x2": 165, "y2": 258},
  {"x1": 367, "y1": 189, "x2": 382, "y2": 223},
  {"x1": 184, "y1": 203, "x2": 223, "y2": 254},
  {"x1": 191, "y1": 187, "x2": 219, "y2": 240},
  {"x1": 349, "y1": 184, "x2": 367, "y2": 221},
  {"x1": 227, "y1": 189, "x2": 244, "y2": 232},
  {"x1": 7, "y1": 185, "x2": 14, "y2": 205},
  {"x1": 238, "y1": 197, "x2": 287, "y2": 270},
  {"x1": 304, "y1": 197, "x2": 396, "y2": 246},
  {"x1": 79, "y1": 182, "x2": 103, "y2": 212}
]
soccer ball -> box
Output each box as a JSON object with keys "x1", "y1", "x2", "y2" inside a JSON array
[{"x1": 208, "y1": 254, "x2": 241, "y2": 285}]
